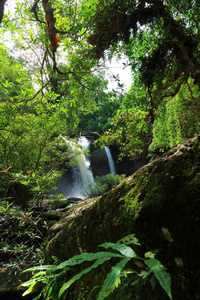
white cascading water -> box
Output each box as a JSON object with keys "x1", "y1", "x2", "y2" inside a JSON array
[
  {"x1": 104, "y1": 146, "x2": 116, "y2": 175},
  {"x1": 77, "y1": 136, "x2": 95, "y2": 191},
  {"x1": 62, "y1": 136, "x2": 94, "y2": 197}
]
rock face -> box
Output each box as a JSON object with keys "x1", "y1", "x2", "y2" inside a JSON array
[
  {"x1": 46, "y1": 135, "x2": 200, "y2": 300},
  {"x1": 90, "y1": 144, "x2": 148, "y2": 177},
  {"x1": 90, "y1": 147, "x2": 110, "y2": 176},
  {"x1": 109, "y1": 145, "x2": 149, "y2": 176}
]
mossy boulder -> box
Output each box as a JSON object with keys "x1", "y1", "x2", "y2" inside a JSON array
[{"x1": 46, "y1": 135, "x2": 200, "y2": 300}]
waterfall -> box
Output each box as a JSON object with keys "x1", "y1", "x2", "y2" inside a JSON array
[
  {"x1": 104, "y1": 146, "x2": 116, "y2": 175},
  {"x1": 61, "y1": 136, "x2": 94, "y2": 197},
  {"x1": 77, "y1": 136, "x2": 95, "y2": 190}
]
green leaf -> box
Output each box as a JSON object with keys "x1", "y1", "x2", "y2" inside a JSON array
[
  {"x1": 118, "y1": 234, "x2": 141, "y2": 246},
  {"x1": 138, "y1": 270, "x2": 151, "y2": 279},
  {"x1": 131, "y1": 278, "x2": 140, "y2": 286},
  {"x1": 46, "y1": 282, "x2": 55, "y2": 299},
  {"x1": 20, "y1": 275, "x2": 47, "y2": 288},
  {"x1": 59, "y1": 257, "x2": 111, "y2": 298},
  {"x1": 97, "y1": 258, "x2": 131, "y2": 300},
  {"x1": 22, "y1": 281, "x2": 38, "y2": 296},
  {"x1": 145, "y1": 258, "x2": 173, "y2": 300},
  {"x1": 32, "y1": 271, "x2": 46, "y2": 278},
  {"x1": 49, "y1": 252, "x2": 123, "y2": 273},
  {"x1": 22, "y1": 265, "x2": 52, "y2": 273},
  {"x1": 79, "y1": 27, "x2": 85, "y2": 35},
  {"x1": 99, "y1": 242, "x2": 141, "y2": 258},
  {"x1": 150, "y1": 274, "x2": 156, "y2": 290},
  {"x1": 144, "y1": 250, "x2": 160, "y2": 259}
]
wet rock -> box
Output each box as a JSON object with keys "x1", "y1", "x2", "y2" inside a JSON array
[{"x1": 67, "y1": 197, "x2": 84, "y2": 203}]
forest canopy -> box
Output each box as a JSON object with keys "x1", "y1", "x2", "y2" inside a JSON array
[{"x1": 0, "y1": 0, "x2": 199, "y2": 201}]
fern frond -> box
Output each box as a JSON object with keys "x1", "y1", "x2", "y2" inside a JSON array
[
  {"x1": 50, "y1": 251, "x2": 123, "y2": 273},
  {"x1": 32, "y1": 271, "x2": 46, "y2": 278},
  {"x1": 145, "y1": 258, "x2": 173, "y2": 300},
  {"x1": 21, "y1": 235, "x2": 173, "y2": 300},
  {"x1": 59, "y1": 257, "x2": 112, "y2": 298},
  {"x1": 21, "y1": 276, "x2": 45, "y2": 288},
  {"x1": 32, "y1": 288, "x2": 46, "y2": 300},
  {"x1": 99, "y1": 242, "x2": 141, "y2": 259},
  {"x1": 97, "y1": 258, "x2": 131, "y2": 300},
  {"x1": 21, "y1": 270, "x2": 61, "y2": 298},
  {"x1": 44, "y1": 280, "x2": 58, "y2": 300},
  {"x1": 22, "y1": 265, "x2": 52, "y2": 273},
  {"x1": 22, "y1": 281, "x2": 38, "y2": 296}
]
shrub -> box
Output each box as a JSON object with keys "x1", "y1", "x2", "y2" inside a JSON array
[
  {"x1": 0, "y1": 201, "x2": 47, "y2": 268},
  {"x1": 85, "y1": 174, "x2": 125, "y2": 197},
  {"x1": 12, "y1": 169, "x2": 63, "y2": 207}
]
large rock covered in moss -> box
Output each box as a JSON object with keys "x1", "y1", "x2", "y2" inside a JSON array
[{"x1": 46, "y1": 135, "x2": 200, "y2": 300}]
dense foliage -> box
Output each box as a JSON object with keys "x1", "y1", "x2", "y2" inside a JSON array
[
  {"x1": 85, "y1": 173, "x2": 126, "y2": 197},
  {"x1": 0, "y1": 201, "x2": 47, "y2": 271},
  {"x1": 0, "y1": 2, "x2": 199, "y2": 298},
  {"x1": 0, "y1": 0, "x2": 199, "y2": 164},
  {"x1": 21, "y1": 234, "x2": 172, "y2": 300}
]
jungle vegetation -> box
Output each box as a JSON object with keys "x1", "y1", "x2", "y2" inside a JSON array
[
  {"x1": 0, "y1": 1, "x2": 199, "y2": 298},
  {"x1": 0, "y1": 0, "x2": 198, "y2": 183}
]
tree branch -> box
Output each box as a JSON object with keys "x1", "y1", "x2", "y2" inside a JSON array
[{"x1": 0, "y1": 0, "x2": 6, "y2": 25}]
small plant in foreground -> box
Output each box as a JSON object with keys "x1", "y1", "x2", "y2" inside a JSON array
[{"x1": 21, "y1": 234, "x2": 173, "y2": 300}]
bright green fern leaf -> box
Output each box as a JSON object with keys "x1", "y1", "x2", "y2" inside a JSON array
[
  {"x1": 59, "y1": 257, "x2": 115, "y2": 298},
  {"x1": 22, "y1": 281, "x2": 38, "y2": 296},
  {"x1": 145, "y1": 258, "x2": 173, "y2": 300},
  {"x1": 97, "y1": 258, "x2": 131, "y2": 300},
  {"x1": 22, "y1": 265, "x2": 52, "y2": 273},
  {"x1": 99, "y1": 242, "x2": 141, "y2": 258},
  {"x1": 49, "y1": 251, "x2": 123, "y2": 273},
  {"x1": 21, "y1": 235, "x2": 173, "y2": 300}
]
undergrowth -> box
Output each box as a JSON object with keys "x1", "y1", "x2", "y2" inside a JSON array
[
  {"x1": 85, "y1": 173, "x2": 125, "y2": 197},
  {"x1": 0, "y1": 201, "x2": 47, "y2": 271},
  {"x1": 21, "y1": 234, "x2": 172, "y2": 300}
]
